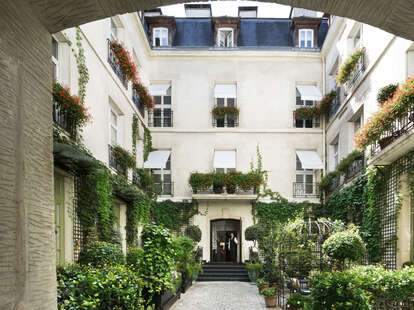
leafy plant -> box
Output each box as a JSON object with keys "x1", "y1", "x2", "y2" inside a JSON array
[
  {"x1": 173, "y1": 237, "x2": 200, "y2": 279},
  {"x1": 262, "y1": 287, "x2": 276, "y2": 297},
  {"x1": 213, "y1": 171, "x2": 226, "y2": 188},
  {"x1": 126, "y1": 247, "x2": 144, "y2": 266},
  {"x1": 185, "y1": 225, "x2": 202, "y2": 243},
  {"x1": 336, "y1": 150, "x2": 364, "y2": 174},
  {"x1": 245, "y1": 224, "x2": 262, "y2": 242},
  {"x1": 212, "y1": 106, "x2": 239, "y2": 119},
  {"x1": 377, "y1": 83, "x2": 398, "y2": 106},
  {"x1": 246, "y1": 263, "x2": 262, "y2": 282},
  {"x1": 150, "y1": 200, "x2": 197, "y2": 232},
  {"x1": 133, "y1": 168, "x2": 156, "y2": 198},
  {"x1": 110, "y1": 40, "x2": 137, "y2": 81},
  {"x1": 113, "y1": 145, "x2": 136, "y2": 173},
  {"x1": 294, "y1": 90, "x2": 336, "y2": 120},
  {"x1": 57, "y1": 264, "x2": 145, "y2": 310},
  {"x1": 287, "y1": 293, "x2": 309, "y2": 308},
  {"x1": 336, "y1": 48, "x2": 365, "y2": 85},
  {"x1": 189, "y1": 172, "x2": 213, "y2": 192},
  {"x1": 323, "y1": 227, "x2": 366, "y2": 268},
  {"x1": 225, "y1": 170, "x2": 241, "y2": 192},
  {"x1": 73, "y1": 27, "x2": 90, "y2": 105},
  {"x1": 133, "y1": 81, "x2": 155, "y2": 110},
  {"x1": 320, "y1": 170, "x2": 341, "y2": 193},
  {"x1": 256, "y1": 278, "x2": 267, "y2": 288},
  {"x1": 143, "y1": 127, "x2": 153, "y2": 162},
  {"x1": 78, "y1": 241, "x2": 125, "y2": 267}
]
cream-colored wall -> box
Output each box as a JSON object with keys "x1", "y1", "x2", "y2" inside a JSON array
[
  {"x1": 119, "y1": 204, "x2": 128, "y2": 254},
  {"x1": 397, "y1": 173, "x2": 412, "y2": 268},
  {"x1": 193, "y1": 201, "x2": 254, "y2": 262}
]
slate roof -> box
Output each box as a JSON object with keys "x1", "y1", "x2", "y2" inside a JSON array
[{"x1": 146, "y1": 17, "x2": 329, "y2": 49}]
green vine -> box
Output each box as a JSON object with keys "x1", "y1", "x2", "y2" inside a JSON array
[
  {"x1": 143, "y1": 126, "x2": 153, "y2": 162},
  {"x1": 72, "y1": 27, "x2": 89, "y2": 105},
  {"x1": 132, "y1": 114, "x2": 139, "y2": 157},
  {"x1": 150, "y1": 200, "x2": 197, "y2": 232}
]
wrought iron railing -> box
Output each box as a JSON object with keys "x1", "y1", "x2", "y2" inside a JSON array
[
  {"x1": 371, "y1": 107, "x2": 414, "y2": 157},
  {"x1": 213, "y1": 117, "x2": 239, "y2": 128},
  {"x1": 328, "y1": 87, "x2": 341, "y2": 121},
  {"x1": 154, "y1": 182, "x2": 173, "y2": 196},
  {"x1": 53, "y1": 101, "x2": 76, "y2": 137},
  {"x1": 108, "y1": 144, "x2": 123, "y2": 173},
  {"x1": 193, "y1": 187, "x2": 255, "y2": 195},
  {"x1": 293, "y1": 183, "x2": 320, "y2": 198},
  {"x1": 329, "y1": 175, "x2": 341, "y2": 193},
  {"x1": 148, "y1": 110, "x2": 173, "y2": 127},
  {"x1": 293, "y1": 113, "x2": 320, "y2": 128},
  {"x1": 132, "y1": 88, "x2": 145, "y2": 118},
  {"x1": 344, "y1": 55, "x2": 365, "y2": 95},
  {"x1": 107, "y1": 39, "x2": 128, "y2": 89},
  {"x1": 345, "y1": 155, "x2": 365, "y2": 181}
]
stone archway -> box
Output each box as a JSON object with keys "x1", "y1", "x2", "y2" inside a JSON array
[{"x1": 1, "y1": 0, "x2": 414, "y2": 309}]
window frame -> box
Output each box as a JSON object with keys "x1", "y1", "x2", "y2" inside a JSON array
[
  {"x1": 153, "y1": 27, "x2": 169, "y2": 47},
  {"x1": 215, "y1": 96, "x2": 237, "y2": 128},
  {"x1": 152, "y1": 85, "x2": 172, "y2": 128},
  {"x1": 295, "y1": 154, "x2": 315, "y2": 195},
  {"x1": 217, "y1": 28, "x2": 234, "y2": 48},
  {"x1": 109, "y1": 109, "x2": 118, "y2": 146},
  {"x1": 295, "y1": 89, "x2": 317, "y2": 128},
  {"x1": 299, "y1": 29, "x2": 314, "y2": 48},
  {"x1": 152, "y1": 152, "x2": 172, "y2": 196},
  {"x1": 52, "y1": 37, "x2": 59, "y2": 82}
]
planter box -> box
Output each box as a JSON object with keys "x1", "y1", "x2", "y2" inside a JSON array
[
  {"x1": 181, "y1": 273, "x2": 192, "y2": 293},
  {"x1": 264, "y1": 295, "x2": 278, "y2": 308},
  {"x1": 154, "y1": 290, "x2": 181, "y2": 310}
]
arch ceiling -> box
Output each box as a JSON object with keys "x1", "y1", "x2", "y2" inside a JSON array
[{"x1": 31, "y1": 0, "x2": 414, "y2": 41}]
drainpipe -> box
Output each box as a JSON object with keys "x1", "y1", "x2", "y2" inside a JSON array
[{"x1": 322, "y1": 55, "x2": 327, "y2": 177}]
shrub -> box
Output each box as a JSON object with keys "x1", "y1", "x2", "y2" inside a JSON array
[
  {"x1": 133, "y1": 168, "x2": 155, "y2": 197},
  {"x1": 246, "y1": 263, "x2": 262, "y2": 282},
  {"x1": 126, "y1": 247, "x2": 144, "y2": 267},
  {"x1": 320, "y1": 170, "x2": 341, "y2": 192},
  {"x1": 113, "y1": 145, "x2": 136, "y2": 172},
  {"x1": 262, "y1": 287, "x2": 276, "y2": 297},
  {"x1": 189, "y1": 172, "x2": 213, "y2": 192},
  {"x1": 185, "y1": 225, "x2": 202, "y2": 243},
  {"x1": 256, "y1": 278, "x2": 267, "y2": 288},
  {"x1": 213, "y1": 172, "x2": 226, "y2": 187},
  {"x1": 287, "y1": 292, "x2": 309, "y2": 308},
  {"x1": 173, "y1": 236, "x2": 195, "y2": 275},
  {"x1": 78, "y1": 241, "x2": 125, "y2": 267},
  {"x1": 322, "y1": 228, "x2": 366, "y2": 266},
  {"x1": 57, "y1": 264, "x2": 144, "y2": 310},
  {"x1": 245, "y1": 224, "x2": 262, "y2": 241},
  {"x1": 336, "y1": 150, "x2": 364, "y2": 175},
  {"x1": 225, "y1": 171, "x2": 241, "y2": 190},
  {"x1": 377, "y1": 83, "x2": 398, "y2": 106}
]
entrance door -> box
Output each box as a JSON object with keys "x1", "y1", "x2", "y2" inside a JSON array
[{"x1": 210, "y1": 219, "x2": 241, "y2": 263}]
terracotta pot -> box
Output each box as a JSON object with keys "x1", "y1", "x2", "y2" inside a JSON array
[
  {"x1": 264, "y1": 295, "x2": 278, "y2": 308},
  {"x1": 259, "y1": 284, "x2": 269, "y2": 295}
]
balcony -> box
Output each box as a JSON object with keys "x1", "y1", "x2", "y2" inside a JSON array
[
  {"x1": 107, "y1": 40, "x2": 128, "y2": 89},
  {"x1": 293, "y1": 113, "x2": 320, "y2": 128},
  {"x1": 154, "y1": 182, "x2": 173, "y2": 196},
  {"x1": 212, "y1": 105, "x2": 239, "y2": 128},
  {"x1": 344, "y1": 56, "x2": 365, "y2": 95},
  {"x1": 329, "y1": 175, "x2": 341, "y2": 193},
  {"x1": 53, "y1": 101, "x2": 76, "y2": 137},
  {"x1": 328, "y1": 87, "x2": 342, "y2": 121},
  {"x1": 192, "y1": 187, "x2": 256, "y2": 201},
  {"x1": 371, "y1": 108, "x2": 414, "y2": 164},
  {"x1": 108, "y1": 144, "x2": 123, "y2": 173},
  {"x1": 132, "y1": 88, "x2": 145, "y2": 118},
  {"x1": 293, "y1": 183, "x2": 320, "y2": 198},
  {"x1": 148, "y1": 110, "x2": 173, "y2": 127},
  {"x1": 345, "y1": 155, "x2": 365, "y2": 182},
  {"x1": 213, "y1": 117, "x2": 239, "y2": 128}
]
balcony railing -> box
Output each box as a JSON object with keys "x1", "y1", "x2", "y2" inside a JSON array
[
  {"x1": 53, "y1": 101, "x2": 76, "y2": 137},
  {"x1": 107, "y1": 39, "x2": 128, "y2": 89},
  {"x1": 345, "y1": 155, "x2": 365, "y2": 181},
  {"x1": 154, "y1": 182, "x2": 173, "y2": 196},
  {"x1": 193, "y1": 187, "x2": 255, "y2": 195},
  {"x1": 328, "y1": 87, "x2": 342, "y2": 121},
  {"x1": 293, "y1": 183, "x2": 320, "y2": 198},
  {"x1": 293, "y1": 113, "x2": 320, "y2": 128},
  {"x1": 371, "y1": 107, "x2": 414, "y2": 157},
  {"x1": 344, "y1": 56, "x2": 365, "y2": 95},
  {"x1": 213, "y1": 117, "x2": 239, "y2": 128},
  {"x1": 108, "y1": 144, "x2": 123, "y2": 173},
  {"x1": 132, "y1": 88, "x2": 145, "y2": 118},
  {"x1": 329, "y1": 175, "x2": 341, "y2": 193},
  {"x1": 148, "y1": 110, "x2": 173, "y2": 127}
]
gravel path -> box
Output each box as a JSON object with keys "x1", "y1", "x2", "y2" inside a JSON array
[{"x1": 171, "y1": 281, "x2": 274, "y2": 310}]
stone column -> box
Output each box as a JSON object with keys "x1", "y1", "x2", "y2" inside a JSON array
[{"x1": 0, "y1": 0, "x2": 56, "y2": 309}]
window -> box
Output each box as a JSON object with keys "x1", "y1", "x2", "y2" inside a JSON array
[
  {"x1": 111, "y1": 18, "x2": 118, "y2": 41},
  {"x1": 353, "y1": 27, "x2": 361, "y2": 49},
  {"x1": 217, "y1": 28, "x2": 234, "y2": 47},
  {"x1": 52, "y1": 37, "x2": 59, "y2": 81},
  {"x1": 295, "y1": 88, "x2": 316, "y2": 128},
  {"x1": 54, "y1": 173, "x2": 65, "y2": 265},
  {"x1": 295, "y1": 155, "x2": 315, "y2": 195},
  {"x1": 151, "y1": 85, "x2": 172, "y2": 127},
  {"x1": 216, "y1": 97, "x2": 237, "y2": 127},
  {"x1": 333, "y1": 141, "x2": 339, "y2": 169},
  {"x1": 110, "y1": 109, "x2": 118, "y2": 145},
  {"x1": 153, "y1": 28, "x2": 168, "y2": 47},
  {"x1": 214, "y1": 84, "x2": 237, "y2": 127},
  {"x1": 299, "y1": 29, "x2": 314, "y2": 48},
  {"x1": 152, "y1": 152, "x2": 172, "y2": 196}
]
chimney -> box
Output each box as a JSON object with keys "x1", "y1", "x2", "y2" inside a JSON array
[
  {"x1": 144, "y1": 8, "x2": 162, "y2": 17},
  {"x1": 238, "y1": 6, "x2": 258, "y2": 18},
  {"x1": 292, "y1": 8, "x2": 317, "y2": 18},
  {"x1": 185, "y1": 4, "x2": 212, "y2": 17}
]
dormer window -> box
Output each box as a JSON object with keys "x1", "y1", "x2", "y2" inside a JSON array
[
  {"x1": 299, "y1": 29, "x2": 314, "y2": 48},
  {"x1": 217, "y1": 28, "x2": 234, "y2": 48},
  {"x1": 153, "y1": 28, "x2": 168, "y2": 47}
]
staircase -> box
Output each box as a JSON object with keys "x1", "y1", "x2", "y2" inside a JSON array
[{"x1": 198, "y1": 263, "x2": 250, "y2": 282}]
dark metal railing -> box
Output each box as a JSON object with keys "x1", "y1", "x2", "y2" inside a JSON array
[
  {"x1": 148, "y1": 110, "x2": 173, "y2": 127},
  {"x1": 293, "y1": 112, "x2": 320, "y2": 128},
  {"x1": 329, "y1": 175, "x2": 341, "y2": 193},
  {"x1": 53, "y1": 101, "x2": 76, "y2": 137},
  {"x1": 107, "y1": 39, "x2": 128, "y2": 89},
  {"x1": 154, "y1": 182, "x2": 174, "y2": 196},
  {"x1": 108, "y1": 144, "x2": 123, "y2": 173},
  {"x1": 371, "y1": 107, "x2": 414, "y2": 157},
  {"x1": 328, "y1": 87, "x2": 342, "y2": 121},
  {"x1": 293, "y1": 183, "x2": 320, "y2": 198},
  {"x1": 344, "y1": 55, "x2": 366, "y2": 95},
  {"x1": 193, "y1": 187, "x2": 255, "y2": 195},
  {"x1": 132, "y1": 88, "x2": 145, "y2": 118},
  {"x1": 345, "y1": 155, "x2": 365, "y2": 181}
]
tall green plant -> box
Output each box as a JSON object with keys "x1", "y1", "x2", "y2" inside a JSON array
[{"x1": 73, "y1": 27, "x2": 90, "y2": 105}]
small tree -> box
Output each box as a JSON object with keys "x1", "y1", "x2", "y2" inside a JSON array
[{"x1": 185, "y1": 225, "x2": 202, "y2": 243}]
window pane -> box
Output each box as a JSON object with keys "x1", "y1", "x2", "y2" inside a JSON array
[
  {"x1": 52, "y1": 62, "x2": 57, "y2": 81},
  {"x1": 305, "y1": 100, "x2": 314, "y2": 106},
  {"x1": 216, "y1": 119, "x2": 225, "y2": 127},
  {"x1": 164, "y1": 96, "x2": 171, "y2": 105},
  {"x1": 296, "y1": 174, "x2": 304, "y2": 183},
  {"x1": 111, "y1": 111, "x2": 117, "y2": 126},
  {"x1": 153, "y1": 174, "x2": 162, "y2": 183},
  {"x1": 227, "y1": 98, "x2": 235, "y2": 107},
  {"x1": 305, "y1": 174, "x2": 313, "y2": 183},
  {"x1": 296, "y1": 119, "x2": 304, "y2": 128},
  {"x1": 155, "y1": 38, "x2": 160, "y2": 47},
  {"x1": 227, "y1": 119, "x2": 235, "y2": 127},
  {"x1": 154, "y1": 96, "x2": 162, "y2": 105},
  {"x1": 164, "y1": 174, "x2": 171, "y2": 183},
  {"x1": 111, "y1": 127, "x2": 117, "y2": 145},
  {"x1": 305, "y1": 119, "x2": 313, "y2": 128},
  {"x1": 217, "y1": 98, "x2": 225, "y2": 107},
  {"x1": 296, "y1": 96, "x2": 302, "y2": 106}
]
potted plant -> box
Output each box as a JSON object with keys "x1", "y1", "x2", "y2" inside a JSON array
[
  {"x1": 213, "y1": 172, "x2": 225, "y2": 194},
  {"x1": 287, "y1": 293, "x2": 308, "y2": 310},
  {"x1": 262, "y1": 287, "x2": 277, "y2": 307},
  {"x1": 246, "y1": 263, "x2": 261, "y2": 283},
  {"x1": 226, "y1": 106, "x2": 240, "y2": 120},
  {"x1": 212, "y1": 106, "x2": 226, "y2": 120},
  {"x1": 256, "y1": 278, "x2": 268, "y2": 295},
  {"x1": 247, "y1": 172, "x2": 263, "y2": 193},
  {"x1": 189, "y1": 172, "x2": 203, "y2": 193},
  {"x1": 225, "y1": 171, "x2": 241, "y2": 194}
]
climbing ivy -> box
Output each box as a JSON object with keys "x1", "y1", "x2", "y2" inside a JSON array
[
  {"x1": 132, "y1": 114, "x2": 139, "y2": 157},
  {"x1": 126, "y1": 196, "x2": 151, "y2": 247},
  {"x1": 143, "y1": 126, "x2": 153, "y2": 162},
  {"x1": 150, "y1": 200, "x2": 197, "y2": 232},
  {"x1": 73, "y1": 27, "x2": 90, "y2": 105}
]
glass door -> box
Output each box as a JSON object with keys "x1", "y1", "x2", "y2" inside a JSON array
[{"x1": 210, "y1": 219, "x2": 241, "y2": 263}]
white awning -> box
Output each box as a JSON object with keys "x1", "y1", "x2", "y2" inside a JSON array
[
  {"x1": 144, "y1": 151, "x2": 171, "y2": 169},
  {"x1": 149, "y1": 84, "x2": 170, "y2": 96},
  {"x1": 296, "y1": 151, "x2": 323, "y2": 169},
  {"x1": 213, "y1": 151, "x2": 236, "y2": 169},
  {"x1": 214, "y1": 84, "x2": 237, "y2": 98},
  {"x1": 296, "y1": 85, "x2": 323, "y2": 101}
]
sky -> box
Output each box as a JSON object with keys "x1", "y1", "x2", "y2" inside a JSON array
[{"x1": 160, "y1": 1, "x2": 293, "y2": 18}]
